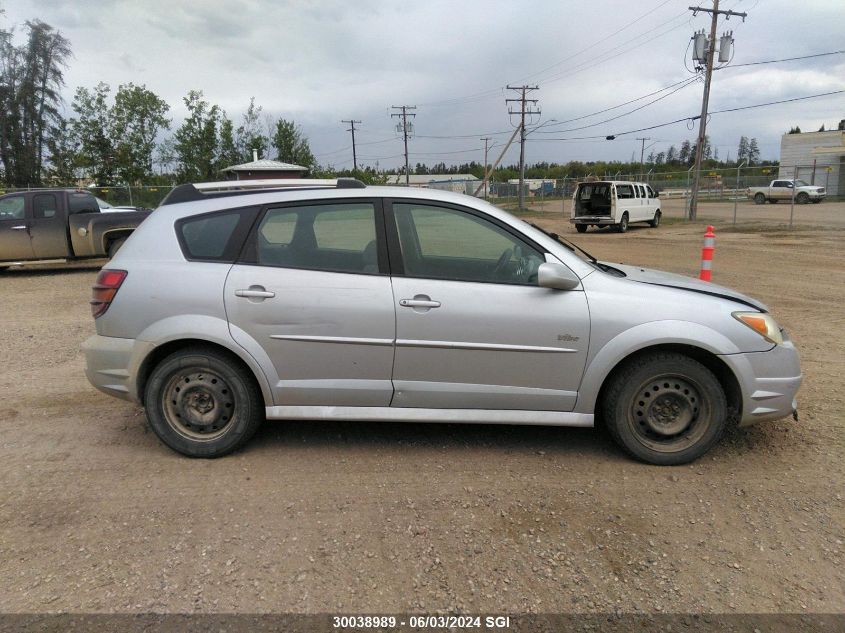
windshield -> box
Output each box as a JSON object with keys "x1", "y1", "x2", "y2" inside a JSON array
[
  {"x1": 794, "y1": 180, "x2": 810, "y2": 187},
  {"x1": 95, "y1": 197, "x2": 113, "y2": 209}
]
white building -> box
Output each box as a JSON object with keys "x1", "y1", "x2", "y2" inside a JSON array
[
  {"x1": 778, "y1": 129, "x2": 845, "y2": 196},
  {"x1": 387, "y1": 174, "x2": 479, "y2": 195}
]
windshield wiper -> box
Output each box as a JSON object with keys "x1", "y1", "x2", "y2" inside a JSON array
[{"x1": 528, "y1": 222, "x2": 605, "y2": 268}]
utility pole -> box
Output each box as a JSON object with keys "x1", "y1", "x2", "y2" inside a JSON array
[
  {"x1": 480, "y1": 136, "x2": 492, "y2": 199},
  {"x1": 687, "y1": 1, "x2": 747, "y2": 220},
  {"x1": 506, "y1": 85, "x2": 539, "y2": 210},
  {"x1": 341, "y1": 119, "x2": 361, "y2": 172},
  {"x1": 636, "y1": 137, "x2": 651, "y2": 180},
  {"x1": 391, "y1": 105, "x2": 416, "y2": 186}
]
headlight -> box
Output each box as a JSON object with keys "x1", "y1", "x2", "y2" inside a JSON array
[{"x1": 732, "y1": 311, "x2": 783, "y2": 345}]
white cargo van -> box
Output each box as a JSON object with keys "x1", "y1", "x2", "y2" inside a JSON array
[{"x1": 570, "y1": 181, "x2": 661, "y2": 233}]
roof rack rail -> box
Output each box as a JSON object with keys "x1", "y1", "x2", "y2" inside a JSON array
[{"x1": 159, "y1": 178, "x2": 366, "y2": 206}]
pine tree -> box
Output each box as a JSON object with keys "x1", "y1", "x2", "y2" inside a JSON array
[{"x1": 748, "y1": 138, "x2": 760, "y2": 165}]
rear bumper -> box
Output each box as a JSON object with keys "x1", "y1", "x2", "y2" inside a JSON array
[
  {"x1": 719, "y1": 339, "x2": 802, "y2": 427},
  {"x1": 570, "y1": 216, "x2": 615, "y2": 225},
  {"x1": 82, "y1": 334, "x2": 152, "y2": 403}
]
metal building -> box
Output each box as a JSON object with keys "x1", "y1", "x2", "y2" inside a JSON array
[{"x1": 778, "y1": 129, "x2": 845, "y2": 196}]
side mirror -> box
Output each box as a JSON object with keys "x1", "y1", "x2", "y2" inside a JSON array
[
  {"x1": 538, "y1": 262, "x2": 580, "y2": 290},
  {"x1": 653, "y1": 190, "x2": 660, "y2": 198}
]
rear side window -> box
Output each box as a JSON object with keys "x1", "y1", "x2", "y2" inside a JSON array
[
  {"x1": 177, "y1": 208, "x2": 258, "y2": 262},
  {"x1": 616, "y1": 185, "x2": 634, "y2": 199},
  {"x1": 68, "y1": 193, "x2": 99, "y2": 214}
]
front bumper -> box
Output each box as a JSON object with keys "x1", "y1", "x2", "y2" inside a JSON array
[
  {"x1": 719, "y1": 338, "x2": 802, "y2": 427},
  {"x1": 82, "y1": 334, "x2": 153, "y2": 403}
]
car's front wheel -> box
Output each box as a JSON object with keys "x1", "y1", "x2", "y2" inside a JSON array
[
  {"x1": 144, "y1": 346, "x2": 264, "y2": 457},
  {"x1": 602, "y1": 352, "x2": 727, "y2": 465}
]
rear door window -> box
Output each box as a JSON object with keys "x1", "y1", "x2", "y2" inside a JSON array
[
  {"x1": 247, "y1": 202, "x2": 381, "y2": 274},
  {"x1": 0, "y1": 195, "x2": 25, "y2": 220},
  {"x1": 33, "y1": 194, "x2": 58, "y2": 219}
]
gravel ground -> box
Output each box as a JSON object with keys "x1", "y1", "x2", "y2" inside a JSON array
[{"x1": 0, "y1": 213, "x2": 843, "y2": 616}]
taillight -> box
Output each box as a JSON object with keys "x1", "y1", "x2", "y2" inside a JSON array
[{"x1": 91, "y1": 269, "x2": 127, "y2": 318}]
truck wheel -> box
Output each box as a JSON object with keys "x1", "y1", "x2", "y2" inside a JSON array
[
  {"x1": 601, "y1": 352, "x2": 727, "y2": 465},
  {"x1": 144, "y1": 346, "x2": 264, "y2": 458},
  {"x1": 754, "y1": 193, "x2": 765, "y2": 205},
  {"x1": 649, "y1": 211, "x2": 661, "y2": 228},
  {"x1": 796, "y1": 192, "x2": 809, "y2": 204},
  {"x1": 769, "y1": 199, "x2": 778, "y2": 204},
  {"x1": 575, "y1": 224, "x2": 588, "y2": 233},
  {"x1": 107, "y1": 236, "x2": 127, "y2": 259},
  {"x1": 617, "y1": 213, "x2": 629, "y2": 233}
]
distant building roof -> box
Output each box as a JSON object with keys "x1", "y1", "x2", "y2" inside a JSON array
[{"x1": 221, "y1": 158, "x2": 308, "y2": 173}]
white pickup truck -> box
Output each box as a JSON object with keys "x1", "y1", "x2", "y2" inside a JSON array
[{"x1": 747, "y1": 179, "x2": 825, "y2": 204}]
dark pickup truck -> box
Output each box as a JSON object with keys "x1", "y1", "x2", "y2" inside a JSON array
[{"x1": 0, "y1": 189, "x2": 150, "y2": 267}]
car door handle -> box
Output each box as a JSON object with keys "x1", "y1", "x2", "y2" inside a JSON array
[
  {"x1": 10, "y1": 225, "x2": 27, "y2": 230},
  {"x1": 399, "y1": 298, "x2": 441, "y2": 308},
  {"x1": 235, "y1": 287, "x2": 275, "y2": 299}
]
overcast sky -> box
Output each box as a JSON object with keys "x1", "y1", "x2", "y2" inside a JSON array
[{"x1": 4, "y1": 0, "x2": 845, "y2": 170}]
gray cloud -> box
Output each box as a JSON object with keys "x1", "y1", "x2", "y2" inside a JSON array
[{"x1": 3, "y1": 0, "x2": 844, "y2": 168}]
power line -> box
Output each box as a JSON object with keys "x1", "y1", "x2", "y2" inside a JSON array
[
  {"x1": 715, "y1": 49, "x2": 844, "y2": 69},
  {"x1": 526, "y1": 89, "x2": 845, "y2": 142}
]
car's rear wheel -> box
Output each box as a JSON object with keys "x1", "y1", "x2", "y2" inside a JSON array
[
  {"x1": 144, "y1": 346, "x2": 264, "y2": 457},
  {"x1": 753, "y1": 193, "x2": 765, "y2": 205},
  {"x1": 602, "y1": 352, "x2": 727, "y2": 465},
  {"x1": 617, "y1": 213, "x2": 629, "y2": 233},
  {"x1": 107, "y1": 236, "x2": 127, "y2": 259},
  {"x1": 575, "y1": 224, "x2": 588, "y2": 233},
  {"x1": 649, "y1": 211, "x2": 661, "y2": 228}
]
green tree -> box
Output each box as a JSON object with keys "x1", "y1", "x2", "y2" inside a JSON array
[
  {"x1": 236, "y1": 97, "x2": 266, "y2": 161},
  {"x1": 216, "y1": 113, "x2": 240, "y2": 169},
  {"x1": 271, "y1": 118, "x2": 314, "y2": 167},
  {"x1": 737, "y1": 136, "x2": 749, "y2": 163},
  {"x1": 0, "y1": 19, "x2": 71, "y2": 186},
  {"x1": 678, "y1": 140, "x2": 692, "y2": 164},
  {"x1": 44, "y1": 118, "x2": 78, "y2": 183},
  {"x1": 787, "y1": 126, "x2": 801, "y2": 134},
  {"x1": 173, "y1": 90, "x2": 220, "y2": 182},
  {"x1": 71, "y1": 82, "x2": 116, "y2": 183},
  {"x1": 111, "y1": 83, "x2": 170, "y2": 183},
  {"x1": 747, "y1": 138, "x2": 760, "y2": 165}
]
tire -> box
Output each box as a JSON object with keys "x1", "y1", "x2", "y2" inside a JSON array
[
  {"x1": 601, "y1": 352, "x2": 728, "y2": 465},
  {"x1": 769, "y1": 199, "x2": 778, "y2": 204},
  {"x1": 144, "y1": 346, "x2": 264, "y2": 457},
  {"x1": 107, "y1": 236, "x2": 127, "y2": 259},
  {"x1": 796, "y1": 192, "x2": 809, "y2": 204},
  {"x1": 575, "y1": 224, "x2": 588, "y2": 233},
  {"x1": 754, "y1": 193, "x2": 766, "y2": 205},
  {"x1": 617, "y1": 213, "x2": 629, "y2": 233},
  {"x1": 649, "y1": 210, "x2": 661, "y2": 228}
]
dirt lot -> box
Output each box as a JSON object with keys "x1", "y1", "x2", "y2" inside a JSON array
[{"x1": 1, "y1": 207, "x2": 843, "y2": 616}]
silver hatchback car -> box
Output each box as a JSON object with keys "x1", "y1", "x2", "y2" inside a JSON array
[{"x1": 83, "y1": 179, "x2": 801, "y2": 465}]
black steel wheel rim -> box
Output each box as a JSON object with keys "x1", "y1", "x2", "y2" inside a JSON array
[
  {"x1": 162, "y1": 367, "x2": 237, "y2": 441},
  {"x1": 626, "y1": 374, "x2": 709, "y2": 453}
]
